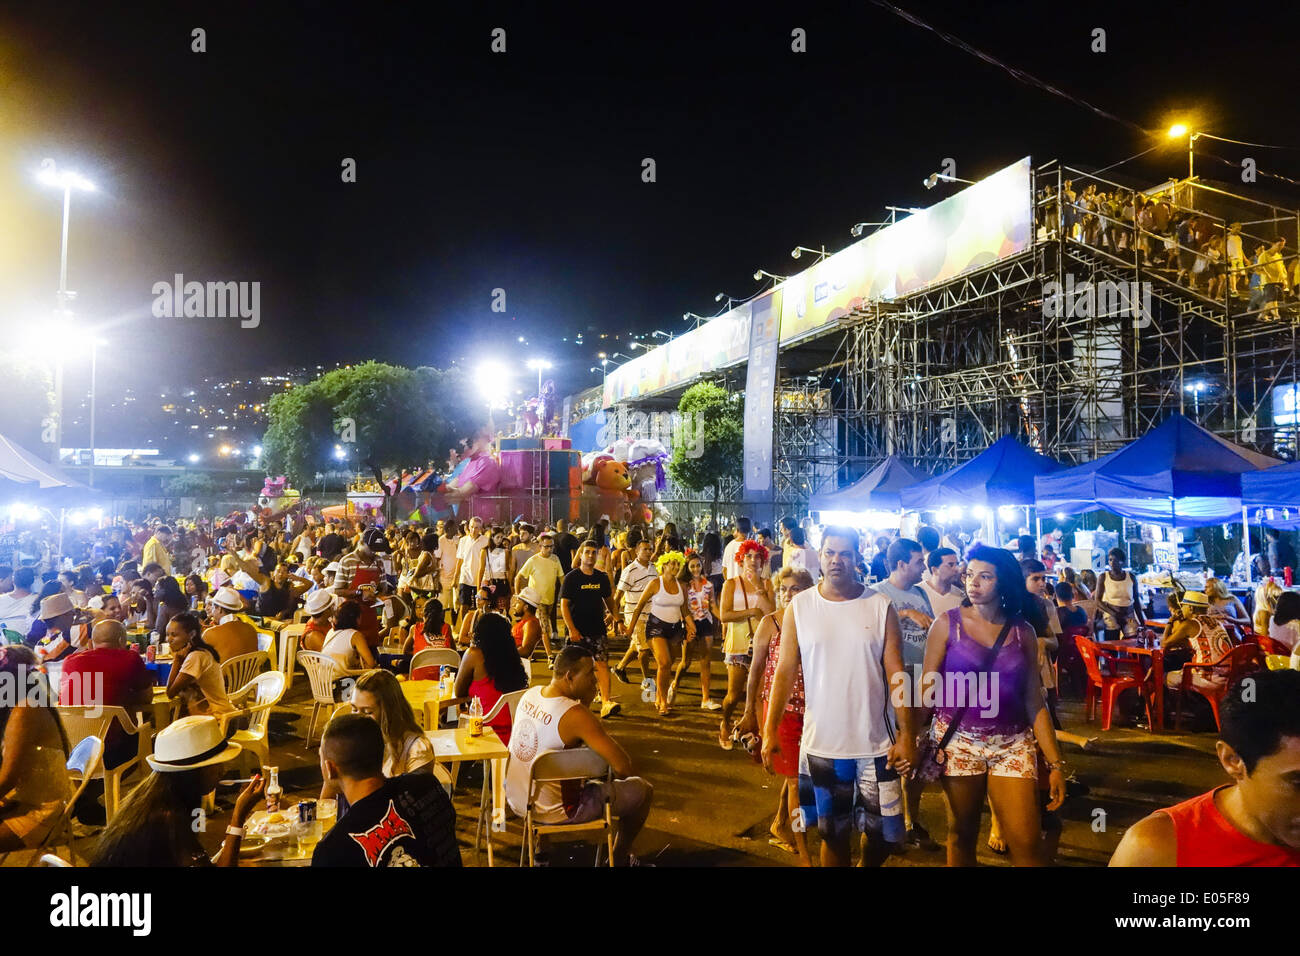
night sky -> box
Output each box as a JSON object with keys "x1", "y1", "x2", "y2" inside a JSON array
[{"x1": 1, "y1": 0, "x2": 1292, "y2": 404}]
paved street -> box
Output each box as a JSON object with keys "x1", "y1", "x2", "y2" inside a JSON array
[{"x1": 212, "y1": 642, "x2": 1231, "y2": 867}]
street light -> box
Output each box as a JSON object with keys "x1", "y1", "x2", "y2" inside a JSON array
[
  {"x1": 525, "y1": 358, "x2": 552, "y2": 396},
  {"x1": 753, "y1": 269, "x2": 787, "y2": 282},
  {"x1": 1184, "y1": 380, "x2": 1208, "y2": 419},
  {"x1": 790, "y1": 245, "x2": 828, "y2": 261},
  {"x1": 35, "y1": 159, "x2": 95, "y2": 462},
  {"x1": 715, "y1": 292, "x2": 743, "y2": 309},
  {"x1": 923, "y1": 171, "x2": 975, "y2": 189}
]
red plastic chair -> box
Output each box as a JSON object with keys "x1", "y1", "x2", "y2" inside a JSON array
[
  {"x1": 1056, "y1": 625, "x2": 1089, "y2": 697},
  {"x1": 1172, "y1": 642, "x2": 1267, "y2": 731},
  {"x1": 1075, "y1": 635, "x2": 1153, "y2": 731},
  {"x1": 1253, "y1": 633, "x2": 1291, "y2": 656}
]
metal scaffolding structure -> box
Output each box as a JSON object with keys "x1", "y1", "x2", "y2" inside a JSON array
[{"x1": 767, "y1": 160, "x2": 1300, "y2": 509}]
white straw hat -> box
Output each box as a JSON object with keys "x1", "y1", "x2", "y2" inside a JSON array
[{"x1": 146, "y1": 716, "x2": 241, "y2": 773}]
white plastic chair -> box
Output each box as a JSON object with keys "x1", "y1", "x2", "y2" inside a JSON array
[
  {"x1": 297, "y1": 651, "x2": 353, "y2": 749},
  {"x1": 37, "y1": 854, "x2": 73, "y2": 867},
  {"x1": 278, "y1": 623, "x2": 306, "y2": 691},
  {"x1": 463, "y1": 688, "x2": 527, "y2": 861},
  {"x1": 410, "y1": 647, "x2": 461, "y2": 678},
  {"x1": 223, "y1": 671, "x2": 287, "y2": 772},
  {"x1": 518, "y1": 747, "x2": 614, "y2": 867},
  {"x1": 256, "y1": 628, "x2": 276, "y2": 663},
  {"x1": 221, "y1": 650, "x2": 271, "y2": 697},
  {"x1": 55, "y1": 706, "x2": 144, "y2": 819},
  {"x1": 0, "y1": 735, "x2": 103, "y2": 867}
]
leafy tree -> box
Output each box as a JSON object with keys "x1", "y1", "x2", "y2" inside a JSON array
[
  {"x1": 162, "y1": 473, "x2": 219, "y2": 497},
  {"x1": 668, "y1": 381, "x2": 743, "y2": 511},
  {"x1": 262, "y1": 361, "x2": 483, "y2": 484}
]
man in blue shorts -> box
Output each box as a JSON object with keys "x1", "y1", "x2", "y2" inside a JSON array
[{"x1": 763, "y1": 525, "x2": 915, "y2": 867}]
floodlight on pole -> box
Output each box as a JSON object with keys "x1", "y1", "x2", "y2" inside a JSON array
[
  {"x1": 923, "y1": 171, "x2": 975, "y2": 190},
  {"x1": 525, "y1": 357, "x2": 553, "y2": 395},
  {"x1": 477, "y1": 360, "x2": 511, "y2": 409},
  {"x1": 753, "y1": 269, "x2": 787, "y2": 282},
  {"x1": 790, "y1": 245, "x2": 828, "y2": 261}
]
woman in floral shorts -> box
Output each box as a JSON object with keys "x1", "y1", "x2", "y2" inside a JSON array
[{"x1": 917, "y1": 545, "x2": 1068, "y2": 867}]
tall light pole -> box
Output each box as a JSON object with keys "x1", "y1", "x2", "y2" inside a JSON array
[
  {"x1": 36, "y1": 160, "x2": 95, "y2": 463},
  {"x1": 526, "y1": 358, "x2": 552, "y2": 397},
  {"x1": 87, "y1": 336, "x2": 107, "y2": 487}
]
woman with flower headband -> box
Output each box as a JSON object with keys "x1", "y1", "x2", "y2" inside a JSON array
[
  {"x1": 717, "y1": 539, "x2": 775, "y2": 748},
  {"x1": 674, "y1": 551, "x2": 722, "y2": 711},
  {"x1": 626, "y1": 551, "x2": 694, "y2": 716}
]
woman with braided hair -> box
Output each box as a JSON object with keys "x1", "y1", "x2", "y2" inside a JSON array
[{"x1": 626, "y1": 551, "x2": 694, "y2": 716}]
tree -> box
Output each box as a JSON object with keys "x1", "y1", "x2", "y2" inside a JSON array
[
  {"x1": 162, "y1": 473, "x2": 218, "y2": 497},
  {"x1": 668, "y1": 381, "x2": 743, "y2": 513},
  {"x1": 261, "y1": 361, "x2": 484, "y2": 485}
]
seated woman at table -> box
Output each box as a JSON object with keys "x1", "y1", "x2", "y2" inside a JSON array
[
  {"x1": 1268, "y1": 591, "x2": 1300, "y2": 653},
  {"x1": 322, "y1": 600, "x2": 378, "y2": 672},
  {"x1": 184, "y1": 573, "x2": 208, "y2": 612},
  {"x1": 165, "y1": 612, "x2": 236, "y2": 720},
  {"x1": 1253, "y1": 579, "x2": 1284, "y2": 638},
  {"x1": 453, "y1": 613, "x2": 529, "y2": 745},
  {"x1": 455, "y1": 587, "x2": 491, "y2": 650},
  {"x1": 89, "y1": 716, "x2": 263, "y2": 866},
  {"x1": 0, "y1": 646, "x2": 72, "y2": 854},
  {"x1": 1205, "y1": 578, "x2": 1251, "y2": 629},
  {"x1": 403, "y1": 599, "x2": 455, "y2": 675},
  {"x1": 153, "y1": 575, "x2": 188, "y2": 637}
]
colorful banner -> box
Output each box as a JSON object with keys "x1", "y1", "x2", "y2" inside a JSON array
[
  {"x1": 743, "y1": 290, "x2": 782, "y2": 497},
  {"x1": 602, "y1": 302, "x2": 751, "y2": 407},
  {"x1": 780, "y1": 157, "x2": 1033, "y2": 344}
]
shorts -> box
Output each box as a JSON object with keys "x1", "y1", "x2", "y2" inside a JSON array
[
  {"x1": 457, "y1": 583, "x2": 477, "y2": 609},
  {"x1": 689, "y1": 617, "x2": 715, "y2": 640},
  {"x1": 762, "y1": 701, "x2": 803, "y2": 778},
  {"x1": 645, "y1": 613, "x2": 685, "y2": 643},
  {"x1": 724, "y1": 652, "x2": 751, "y2": 669},
  {"x1": 797, "y1": 753, "x2": 904, "y2": 846},
  {"x1": 931, "y1": 715, "x2": 1038, "y2": 779},
  {"x1": 567, "y1": 631, "x2": 609, "y2": 663},
  {"x1": 562, "y1": 776, "x2": 653, "y2": 826},
  {"x1": 624, "y1": 614, "x2": 649, "y2": 652},
  {"x1": 1100, "y1": 607, "x2": 1139, "y2": 637},
  {"x1": 537, "y1": 603, "x2": 555, "y2": 644}
]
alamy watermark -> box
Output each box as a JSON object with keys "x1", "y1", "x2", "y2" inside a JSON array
[
  {"x1": 595, "y1": 406, "x2": 704, "y2": 459},
  {"x1": 1043, "y1": 275, "x2": 1152, "y2": 328},
  {"x1": 151, "y1": 274, "x2": 260, "y2": 328},
  {"x1": 890, "y1": 665, "x2": 1000, "y2": 718},
  {"x1": 2, "y1": 665, "x2": 103, "y2": 716}
]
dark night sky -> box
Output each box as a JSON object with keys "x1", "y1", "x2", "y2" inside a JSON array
[{"x1": 2, "y1": 0, "x2": 1294, "y2": 403}]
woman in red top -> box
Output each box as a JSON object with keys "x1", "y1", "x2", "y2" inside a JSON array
[
  {"x1": 452, "y1": 612, "x2": 529, "y2": 745},
  {"x1": 404, "y1": 599, "x2": 454, "y2": 680},
  {"x1": 737, "y1": 565, "x2": 814, "y2": 865},
  {"x1": 1110, "y1": 669, "x2": 1300, "y2": 866}
]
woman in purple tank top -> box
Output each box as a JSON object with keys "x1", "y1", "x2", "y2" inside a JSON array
[{"x1": 917, "y1": 545, "x2": 1067, "y2": 867}]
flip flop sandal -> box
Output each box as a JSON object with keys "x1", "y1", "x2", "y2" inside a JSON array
[{"x1": 768, "y1": 836, "x2": 797, "y2": 854}]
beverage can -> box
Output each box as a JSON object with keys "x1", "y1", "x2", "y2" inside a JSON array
[
  {"x1": 297, "y1": 799, "x2": 317, "y2": 824},
  {"x1": 146, "y1": 644, "x2": 156, "y2": 663}
]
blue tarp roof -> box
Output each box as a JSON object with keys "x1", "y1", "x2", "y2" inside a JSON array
[
  {"x1": 810, "y1": 455, "x2": 929, "y2": 512},
  {"x1": 1033, "y1": 413, "x2": 1280, "y2": 527},
  {"x1": 900, "y1": 435, "x2": 1061, "y2": 510},
  {"x1": 1242, "y1": 461, "x2": 1300, "y2": 510}
]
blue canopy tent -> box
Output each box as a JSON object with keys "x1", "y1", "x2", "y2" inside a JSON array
[
  {"x1": 900, "y1": 435, "x2": 1061, "y2": 510},
  {"x1": 1033, "y1": 413, "x2": 1280, "y2": 528},
  {"x1": 810, "y1": 455, "x2": 928, "y2": 514},
  {"x1": 1242, "y1": 462, "x2": 1300, "y2": 529}
]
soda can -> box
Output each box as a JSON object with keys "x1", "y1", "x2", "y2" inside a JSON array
[
  {"x1": 146, "y1": 644, "x2": 156, "y2": 663},
  {"x1": 297, "y1": 799, "x2": 317, "y2": 824}
]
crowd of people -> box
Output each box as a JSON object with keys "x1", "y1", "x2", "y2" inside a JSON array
[
  {"x1": 1038, "y1": 178, "x2": 1298, "y2": 320},
  {"x1": 2, "y1": 504, "x2": 1298, "y2": 868}
]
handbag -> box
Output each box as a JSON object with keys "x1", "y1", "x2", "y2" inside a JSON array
[{"x1": 911, "y1": 618, "x2": 1014, "y2": 783}]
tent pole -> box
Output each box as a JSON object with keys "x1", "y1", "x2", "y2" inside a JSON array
[{"x1": 1242, "y1": 505, "x2": 1251, "y2": 582}]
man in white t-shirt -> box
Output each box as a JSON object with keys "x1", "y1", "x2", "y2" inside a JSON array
[
  {"x1": 452, "y1": 517, "x2": 488, "y2": 613},
  {"x1": 722, "y1": 516, "x2": 752, "y2": 580},
  {"x1": 919, "y1": 547, "x2": 965, "y2": 619},
  {"x1": 611, "y1": 539, "x2": 658, "y2": 692},
  {"x1": 436, "y1": 521, "x2": 461, "y2": 618},
  {"x1": 763, "y1": 525, "x2": 914, "y2": 868},
  {"x1": 515, "y1": 533, "x2": 565, "y2": 660}
]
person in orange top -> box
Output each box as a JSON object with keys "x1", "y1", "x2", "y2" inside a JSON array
[
  {"x1": 1110, "y1": 669, "x2": 1300, "y2": 866},
  {"x1": 300, "y1": 589, "x2": 335, "y2": 653}
]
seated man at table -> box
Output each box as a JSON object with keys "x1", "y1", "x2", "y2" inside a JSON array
[
  {"x1": 1160, "y1": 590, "x2": 1235, "y2": 692},
  {"x1": 1110, "y1": 669, "x2": 1300, "y2": 865},
  {"x1": 312, "y1": 713, "x2": 462, "y2": 867},
  {"x1": 203, "y1": 586, "x2": 260, "y2": 662},
  {"x1": 59, "y1": 619, "x2": 155, "y2": 823},
  {"x1": 301, "y1": 589, "x2": 335, "y2": 653},
  {"x1": 505, "y1": 644, "x2": 654, "y2": 866}
]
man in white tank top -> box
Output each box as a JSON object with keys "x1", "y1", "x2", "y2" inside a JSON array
[
  {"x1": 505, "y1": 645, "x2": 654, "y2": 865},
  {"x1": 763, "y1": 526, "x2": 915, "y2": 867}
]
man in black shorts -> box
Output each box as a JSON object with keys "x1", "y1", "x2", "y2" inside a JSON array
[{"x1": 561, "y1": 539, "x2": 625, "y2": 719}]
